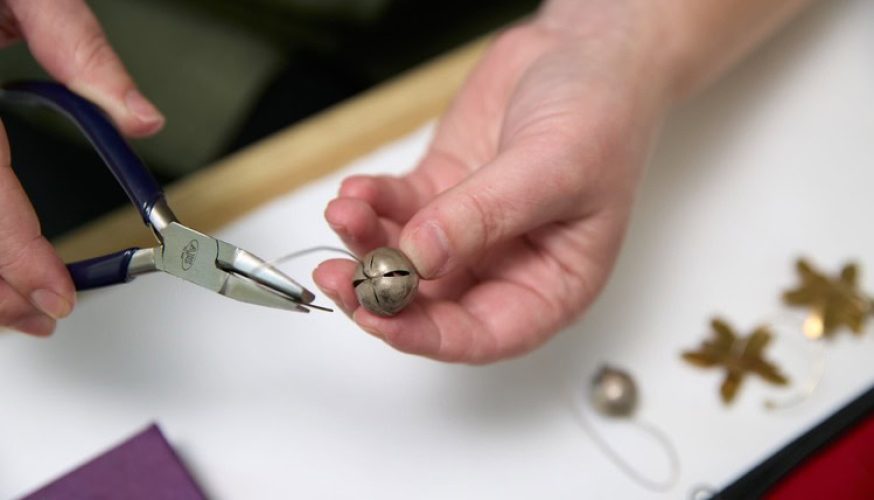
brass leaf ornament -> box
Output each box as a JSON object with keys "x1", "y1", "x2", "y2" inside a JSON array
[
  {"x1": 682, "y1": 319, "x2": 789, "y2": 404},
  {"x1": 782, "y1": 259, "x2": 873, "y2": 339}
]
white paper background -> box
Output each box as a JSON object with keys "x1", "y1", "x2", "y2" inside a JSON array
[{"x1": 2, "y1": 1, "x2": 873, "y2": 497}]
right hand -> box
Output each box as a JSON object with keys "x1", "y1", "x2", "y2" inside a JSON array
[
  {"x1": 0, "y1": 0, "x2": 164, "y2": 336},
  {"x1": 314, "y1": 6, "x2": 671, "y2": 363}
]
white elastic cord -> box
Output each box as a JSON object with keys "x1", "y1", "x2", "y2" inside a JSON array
[
  {"x1": 762, "y1": 317, "x2": 827, "y2": 411},
  {"x1": 245, "y1": 246, "x2": 359, "y2": 312},
  {"x1": 268, "y1": 246, "x2": 360, "y2": 267},
  {"x1": 570, "y1": 386, "x2": 680, "y2": 492}
]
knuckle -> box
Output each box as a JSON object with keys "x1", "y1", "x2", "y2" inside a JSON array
[
  {"x1": 71, "y1": 30, "x2": 117, "y2": 78},
  {"x1": 384, "y1": 332, "x2": 417, "y2": 355},
  {"x1": 0, "y1": 6, "x2": 20, "y2": 44},
  {"x1": 338, "y1": 175, "x2": 362, "y2": 194},
  {"x1": 1, "y1": 310, "x2": 26, "y2": 328},
  {"x1": 491, "y1": 24, "x2": 539, "y2": 55},
  {"x1": 0, "y1": 290, "x2": 32, "y2": 328},
  {"x1": 491, "y1": 27, "x2": 523, "y2": 53},
  {"x1": 456, "y1": 189, "x2": 501, "y2": 252},
  {"x1": 1, "y1": 317, "x2": 21, "y2": 331},
  {"x1": 0, "y1": 233, "x2": 44, "y2": 275},
  {"x1": 539, "y1": 157, "x2": 587, "y2": 201},
  {"x1": 417, "y1": 148, "x2": 470, "y2": 193},
  {"x1": 339, "y1": 175, "x2": 376, "y2": 200},
  {"x1": 522, "y1": 136, "x2": 596, "y2": 209}
]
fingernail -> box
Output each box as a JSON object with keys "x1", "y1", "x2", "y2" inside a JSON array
[
  {"x1": 125, "y1": 89, "x2": 164, "y2": 127},
  {"x1": 31, "y1": 289, "x2": 73, "y2": 319},
  {"x1": 11, "y1": 314, "x2": 55, "y2": 336},
  {"x1": 402, "y1": 221, "x2": 450, "y2": 278}
]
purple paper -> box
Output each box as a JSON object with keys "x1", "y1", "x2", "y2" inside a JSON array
[{"x1": 22, "y1": 423, "x2": 207, "y2": 500}]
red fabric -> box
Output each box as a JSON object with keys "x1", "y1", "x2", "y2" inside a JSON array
[{"x1": 767, "y1": 414, "x2": 874, "y2": 499}]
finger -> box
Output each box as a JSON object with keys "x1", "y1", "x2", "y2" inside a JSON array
[
  {"x1": 0, "y1": 278, "x2": 55, "y2": 336},
  {"x1": 312, "y1": 259, "x2": 360, "y2": 316},
  {"x1": 335, "y1": 145, "x2": 474, "y2": 224},
  {"x1": 0, "y1": 4, "x2": 20, "y2": 48},
  {"x1": 7, "y1": 0, "x2": 164, "y2": 137},
  {"x1": 353, "y1": 277, "x2": 561, "y2": 364},
  {"x1": 0, "y1": 120, "x2": 75, "y2": 321},
  {"x1": 337, "y1": 174, "x2": 428, "y2": 224},
  {"x1": 324, "y1": 197, "x2": 400, "y2": 256},
  {"x1": 314, "y1": 256, "x2": 558, "y2": 362},
  {"x1": 399, "y1": 143, "x2": 585, "y2": 278}
]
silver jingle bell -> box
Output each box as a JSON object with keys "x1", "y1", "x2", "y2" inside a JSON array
[
  {"x1": 590, "y1": 365, "x2": 639, "y2": 418},
  {"x1": 353, "y1": 247, "x2": 419, "y2": 316}
]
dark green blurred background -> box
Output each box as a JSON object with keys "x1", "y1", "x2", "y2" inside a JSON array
[{"x1": 0, "y1": 0, "x2": 538, "y2": 239}]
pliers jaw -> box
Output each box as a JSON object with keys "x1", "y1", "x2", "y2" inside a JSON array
[
  {"x1": 215, "y1": 243, "x2": 315, "y2": 305},
  {"x1": 149, "y1": 221, "x2": 319, "y2": 313},
  {"x1": 215, "y1": 241, "x2": 318, "y2": 313},
  {"x1": 124, "y1": 229, "x2": 321, "y2": 313},
  {"x1": 218, "y1": 272, "x2": 312, "y2": 313}
]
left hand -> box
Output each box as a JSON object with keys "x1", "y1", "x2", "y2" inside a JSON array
[{"x1": 0, "y1": 0, "x2": 163, "y2": 336}]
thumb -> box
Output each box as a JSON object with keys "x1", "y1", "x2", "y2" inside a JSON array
[
  {"x1": 399, "y1": 144, "x2": 584, "y2": 278},
  {"x1": 7, "y1": 0, "x2": 164, "y2": 137}
]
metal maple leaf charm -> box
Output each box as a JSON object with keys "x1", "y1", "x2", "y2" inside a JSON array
[
  {"x1": 783, "y1": 259, "x2": 873, "y2": 339},
  {"x1": 682, "y1": 319, "x2": 789, "y2": 404}
]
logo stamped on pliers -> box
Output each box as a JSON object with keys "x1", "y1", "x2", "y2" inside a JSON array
[{"x1": 181, "y1": 239, "x2": 199, "y2": 270}]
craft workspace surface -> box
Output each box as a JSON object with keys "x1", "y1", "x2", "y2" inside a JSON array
[{"x1": 2, "y1": 1, "x2": 873, "y2": 497}]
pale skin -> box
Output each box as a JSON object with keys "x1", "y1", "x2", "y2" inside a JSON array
[
  {"x1": 0, "y1": 0, "x2": 163, "y2": 336},
  {"x1": 313, "y1": 0, "x2": 813, "y2": 363},
  {"x1": 2, "y1": 0, "x2": 810, "y2": 362}
]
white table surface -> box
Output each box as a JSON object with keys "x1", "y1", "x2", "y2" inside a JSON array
[{"x1": 2, "y1": 1, "x2": 873, "y2": 497}]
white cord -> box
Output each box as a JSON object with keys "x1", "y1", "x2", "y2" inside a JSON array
[
  {"x1": 762, "y1": 317, "x2": 827, "y2": 411},
  {"x1": 268, "y1": 246, "x2": 359, "y2": 266},
  {"x1": 570, "y1": 386, "x2": 680, "y2": 492}
]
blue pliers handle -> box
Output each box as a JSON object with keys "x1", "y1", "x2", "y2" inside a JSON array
[{"x1": 0, "y1": 81, "x2": 321, "y2": 313}]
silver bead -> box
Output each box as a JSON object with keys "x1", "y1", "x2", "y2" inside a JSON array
[
  {"x1": 353, "y1": 247, "x2": 419, "y2": 316},
  {"x1": 590, "y1": 365, "x2": 638, "y2": 418}
]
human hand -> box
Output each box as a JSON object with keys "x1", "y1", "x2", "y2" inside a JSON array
[
  {"x1": 0, "y1": 0, "x2": 164, "y2": 336},
  {"x1": 314, "y1": 3, "x2": 677, "y2": 362}
]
